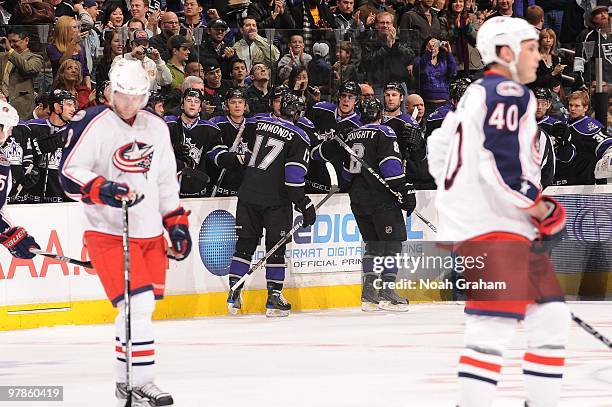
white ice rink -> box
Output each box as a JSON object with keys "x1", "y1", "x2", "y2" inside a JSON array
[{"x1": 2, "y1": 302, "x2": 612, "y2": 407}]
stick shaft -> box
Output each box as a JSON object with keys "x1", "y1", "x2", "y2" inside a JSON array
[
  {"x1": 121, "y1": 199, "x2": 133, "y2": 404},
  {"x1": 29, "y1": 248, "x2": 92, "y2": 268},
  {"x1": 572, "y1": 312, "x2": 612, "y2": 349},
  {"x1": 211, "y1": 121, "x2": 246, "y2": 197}
]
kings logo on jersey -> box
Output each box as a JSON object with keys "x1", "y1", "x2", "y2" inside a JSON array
[{"x1": 112, "y1": 141, "x2": 154, "y2": 173}]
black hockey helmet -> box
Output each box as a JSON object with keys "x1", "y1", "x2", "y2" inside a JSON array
[
  {"x1": 280, "y1": 92, "x2": 306, "y2": 119},
  {"x1": 533, "y1": 87, "x2": 552, "y2": 101},
  {"x1": 225, "y1": 87, "x2": 246, "y2": 102},
  {"x1": 449, "y1": 77, "x2": 472, "y2": 103},
  {"x1": 384, "y1": 81, "x2": 405, "y2": 95},
  {"x1": 338, "y1": 81, "x2": 361, "y2": 97},
  {"x1": 359, "y1": 97, "x2": 383, "y2": 124},
  {"x1": 96, "y1": 80, "x2": 111, "y2": 104},
  {"x1": 148, "y1": 91, "x2": 164, "y2": 105},
  {"x1": 182, "y1": 87, "x2": 205, "y2": 103},
  {"x1": 49, "y1": 88, "x2": 77, "y2": 107}
]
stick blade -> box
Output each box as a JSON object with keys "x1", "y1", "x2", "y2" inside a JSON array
[{"x1": 325, "y1": 162, "x2": 338, "y2": 190}]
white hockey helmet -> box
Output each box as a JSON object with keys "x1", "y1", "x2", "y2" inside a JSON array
[
  {"x1": 0, "y1": 100, "x2": 19, "y2": 143},
  {"x1": 108, "y1": 58, "x2": 150, "y2": 108},
  {"x1": 476, "y1": 17, "x2": 539, "y2": 79}
]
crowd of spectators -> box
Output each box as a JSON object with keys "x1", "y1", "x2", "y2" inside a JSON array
[{"x1": 0, "y1": 0, "x2": 609, "y2": 203}]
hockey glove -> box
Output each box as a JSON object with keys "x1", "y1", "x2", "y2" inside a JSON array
[
  {"x1": 550, "y1": 122, "x2": 571, "y2": 147},
  {"x1": 11, "y1": 164, "x2": 39, "y2": 190},
  {"x1": 398, "y1": 186, "x2": 417, "y2": 215},
  {"x1": 33, "y1": 133, "x2": 63, "y2": 155},
  {"x1": 81, "y1": 176, "x2": 144, "y2": 208},
  {"x1": 530, "y1": 196, "x2": 567, "y2": 253},
  {"x1": 0, "y1": 227, "x2": 40, "y2": 259},
  {"x1": 163, "y1": 207, "x2": 191, "y2": 260},
  {"x1": 402, "y1": 124, "x2": 425, "y2": 152},
  {"x1": 295, "y1": 197, "x2": 316, "y2": 227}
]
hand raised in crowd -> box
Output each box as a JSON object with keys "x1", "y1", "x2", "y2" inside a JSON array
[
  {"x1": 186, "y1": 28, "x2": 194, "y2": 42},
  {"x1": 149, "y1": 47, "x2": 161, "y2": 62},
  {"x1": 148, "y1": 10, "x2": 161, "y2": 32},
  {"x1": 203, "y1": 101, "x2": 215, "y2": 114},
  {"x1": 0, "y1": 37, "x2": 11, "y2": 51},
  {"x1": 310, "y1": 86, "x2": 321, "y2": 102},
  {"x1": 132, "y1": 45, "x2": 146, "y2": 59},
  {"x1": 484, "y1": 9, "x2": 496, "y2": 18},
  {"x1": 73, "y1": 3, "x2": 84, "y2": 13},
  {"x1": 206, "y1": 8, "x2": 220, "y2": 20},
  {"x1": 552, "y1": 63, "x2": 566, "y2": 76},
  {"x1": 441, "y1": 41, "x2": 452, "y2": 53},
  {"x1": 406, "y1": 64, "x2": 413, "y2": 77},
  {"x1": 353, "y1": 10, "x2": 361, "y2": 25},
  {"x1": 223, "y1": 47, "x2": 236, "y2": 58},
  {"x1": 386, "y1": 26, "x2": 397, "y2": 48},
  {"x1": 366, "y1": 12, "x2": 376, "y2": 27}
]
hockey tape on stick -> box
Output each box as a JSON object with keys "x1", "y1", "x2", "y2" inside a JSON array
[
  {"x1": 572, "y1": 313, "x2": 612, "y2": 349},
  {"x1": 411, "y1": 106, "x2": 419, "y2": 120},
  {"x1": 333, "y1": 134, "x2": 437, "y2": 233},
  {"x1": 29, "y1": 248, "x2": 93, "y2": 268},
  {"x1": 228, "y1": 162, "x2": 339, "y2": 295},
  {"x1": 211, "y1": 120, "x2": 246, "y2": 197},
  {"x1": 15, "y1": 163, "x2": 34, "y2": 197}
]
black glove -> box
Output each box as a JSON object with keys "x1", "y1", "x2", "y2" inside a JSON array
[
  {"x1": 550, "y1": 122, "x2": 571, "y2": 147},
  {"x1": 175, "y1": 143, "x2": 195, "y2": 170},
  {"x1": 11, "y1": 164, "x2": 40, "y2": 189},
  {"x1": 398, "y1": 187, "x2": 416, "y2": 214},
  {"x1": 33, "y1": 133, "x2": 62, "y2": 155},
  {"x1": 402, "y1": 124, "x2": 425, "y2": 152},
  {"x1": 295, "y1": 196, "x2": 316, "y2": 227},
  {"x1": 0, "y1": 226, "x2": 40, "y2": 259}
]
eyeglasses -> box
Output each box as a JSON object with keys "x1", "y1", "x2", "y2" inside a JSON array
[{"x1": 163, "y1": 21, "x2": 180, "y2": 25}]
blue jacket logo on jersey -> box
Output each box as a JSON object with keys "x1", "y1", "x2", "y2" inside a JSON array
[{"x1": 112, "y1": 141, "x2": 154, "y2": 173}]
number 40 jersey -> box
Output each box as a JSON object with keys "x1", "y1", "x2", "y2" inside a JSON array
[{"x1": 429, "y1": 73, "x2": 542, "y2": 242}]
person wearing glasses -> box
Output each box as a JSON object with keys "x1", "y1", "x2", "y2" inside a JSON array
[{"x1": 149, "y1": 11, "x2": 181, "y2": 61}]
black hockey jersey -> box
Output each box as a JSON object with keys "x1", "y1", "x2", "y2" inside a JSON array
[
  {"x1": 342, "y1": 123, "x2": 406, "y2": 206},
  {"x1": 553, "y1": 116, "x2": 609, "y2": 185},
  {"x1": 239, "y1": 116, "x2": 311, "y2": 206},
  {"x1": 1, "y1": 121, "x2": 36, "y2": 203}
]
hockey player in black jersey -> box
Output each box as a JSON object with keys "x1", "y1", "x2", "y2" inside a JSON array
[
  {"x1": 554, "y1": 91, "x2": 610, "y2": 185},
  {"x1": 209, "y1": 88, "x2": 256, "y2": 197},
  {"x1": 533, "y1": 87, "x2": 575, "y2": 187},
  {"x1": 307, "y1": 81, "x2": 362, "y2": 193},
  {"x1": 260, "y1": 85, "x2": 317, "y2": 142},
  {"x1": 227, "y1": 93, "x2": 315, "y2": 318},
  {"x1": 426, "y1": 77, "x2": 471, "y2": 138},
  {"x1": 164, "y1": 88, "x2": 243, "y2": 197},
  {"x1": 2, "y1": 120, "x2": 36, "y2": 203},
  {"x1": 341, "y1": 98, "x2": 416, "y2": 312},
  {"x1": 27, "y1": 89, "x2": 77, "y2": 203}
]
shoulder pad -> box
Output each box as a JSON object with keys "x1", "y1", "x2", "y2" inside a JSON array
[
  {"x1": 196, "y1": 119, "x2": 221, "y2": 130},
  {"x1": 379, "y1": 124, "x2": 397, "y2": 138},
  {"x1": 297, "y1": 116, "x2": 315, "y2": 129},
  {"x1": 571, "y1": 116, "x2": 604, "y2": 135},
  {"x1": 340, "y1": 114, "x2": 362, "y2": 127},
  {"x1": 209, "y1": 115, "x2": 229, "y2": 125},
  {"x1": 73, "y1": 105, "x2": 108, "y2": 123},
  {"x1": 254, "y1": 112, "x2": 271, "y2": 120},
  {"x1": 164, "y1": 115, "x2": 179, "y2": 123},
  {"x1": 245, "y1": 116, "x2": 258, "y2": 124},
  {"x1": 313, "y1": 102, "x2": 337, "y2": 113},
  {"x1": 25, "y1": 118, "x2": 47, "y2": 126}
]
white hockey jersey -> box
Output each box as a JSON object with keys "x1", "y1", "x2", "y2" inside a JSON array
[
  {"x1": 428, "y1": 73, "x2": 541, "y2": 242},
  {"x1": 60, "y1": 106, "x2": 180, "y2": 238}
]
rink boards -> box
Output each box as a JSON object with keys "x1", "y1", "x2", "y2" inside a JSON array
[{"x1": 0, "y1": 185, "x2": 610, "y2": 330}]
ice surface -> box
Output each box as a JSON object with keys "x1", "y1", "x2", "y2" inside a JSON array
[{"x1": 1, "y1": 302, "x2": 611, "y2": 406}]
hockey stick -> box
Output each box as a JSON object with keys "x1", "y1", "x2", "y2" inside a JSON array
[
  {"x1": 572, "y1": 312, "x2": 612, "y2": 349},
  {"x1": 211, "y1": 120, "x2": 246, "y2": 197},
  {"x1": 228, "y1": 162, "x2": 339, "y2": 296},
  {"x1": 15, "y1": 163, "x2": 34, "y2": 197},
  {"x1": 29, "y1": 248, "x2": 93, "y2": 268},
  {"x1": 121, "y1": 198, "x2": 133, "y2": 407},
  {"x1": 332, "y1": 134, "x2": 437, "y2": 233}
]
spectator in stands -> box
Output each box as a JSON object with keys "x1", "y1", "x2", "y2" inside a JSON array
[
  {"x1": 399, "y1": 0, "x2": 448, "y2": 54},
  {"x1": 362, "y1": 12, "x2": 415, "y2": 99},
  {"x1": 525, "y1": 5, "x2": 545, "y2": 30},
  {"x1": 278, "y1": 34, "x2": 312, "y2": 81},
  {"x1": 230, "y1": 59, "x2": 250, "y2": 89},
  {"x1": 47, "y1": 16, "x2": 92, "y2": 88},
  {"x1": 167, "y1": 34, "x2": 193, "y2": 89},
  {"x1": 33, "y1": 92, "x2": 51, "y2": 121},
  {"x1": 307, "y1": 42, "x2": 332, "y2": 95},
  {"x1": 406, "y1": 93, "x2": 425, "y2": 128},
  {"x1": 444, "y1": 0, "x2": 482, "y2": 78},
  {"x1": 186, "y1": 61, "x2": 205, "y2": 80},
  {"x1": 125, "y1": 18, "x2": 147, "y2": 50},
  {"x1": 82, "y1": 0, "x2": 101, "y2": 81},
  {"x1": 486, "y1": 0, "x2": 515, "y2": 19},
  {"x1": 415, "y1": 37, "x2": 456, "y2": 116},
  {"x1": 536, "y1": 0, "x2": 564, "y2": 37},
  {"x1": 149, "y1": 11, "x2": 180, "y2": 62},
  {"x1": 52, "y1": 59, "x2": 94, "y2": 110},
  {"x1": 334, "y1": 0, "x2": 367, "y2": 43},
  {"x1": 181, "y1": 0, "x2": 206, "y2": 31},
  {"x1": 289, "y1": 66, "x2": 321, "y2": 109},
  {"x1": 360, "y1": 83, "x2": 376, "y2": 101},
  {"x1": 95, "y1": 28, "x2": 123, "y2": 90},
  {"x1": 531, "y1": 28, "x2": 564, "y2": 89},
  {"x1": 0, "y1": 28, "x2": 44, "y2": 120},
  {"x1": 244, "y1": 63, "x2": 271, "y2": 114},
  {"x1": 129, "y1": 0, "x2": 155, "y2": 33},
  {"x1": 48, "y1": 0, "x2": 75, "y2": 18},
  {"x1": 291, "y1": 0, "x2": 338, "y2": 54},
  {"x1": 332, "y1": 41, "x2": 360, "y2": 94},
  {"x1": 101, "y1": 2, "x2": 125, "y2": 37},
  {"x1": 574, "y1": 6, "x2": 611, "y2": 89},
  {"x1": 248, "y1": 0, "x2": 296, "y2": 30},
  {"x1": 358, "y1": 0, "x2": 395, "y2": 27},
  {"x1": 201, "y1": 19, "x2": 235, "y2": 78},
  {"x1": 202, "y1": 59, "x2": 231, "y2": 118},
  {"x1": 111, "y1": 29, "x2": 172, "y2": 91},
  {"x1": 233, "y1": 16, "x2": 280, "y2": 72}
]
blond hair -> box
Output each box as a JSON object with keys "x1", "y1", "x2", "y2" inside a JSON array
[
  {"x1": 53, "y1": 59, "x2": 84, "y2": 90},
  {"x1": 52, "y1": 16, "x2": 81, "y2": 53}
]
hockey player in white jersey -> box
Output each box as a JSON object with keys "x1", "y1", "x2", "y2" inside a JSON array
[
  {"x1": 428, "y1": 17, "x2": 570, "y2": 407},
  {"x1": 60, "y1": 59, "x2": 190, "y2": 406},
  {"x1": 0, "y1": 101, "x2": 41, "y2": 259}
]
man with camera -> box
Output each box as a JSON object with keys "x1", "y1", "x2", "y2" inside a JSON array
[{"x1": 111, "y1": 29, "x2": 171, "y2": 92}]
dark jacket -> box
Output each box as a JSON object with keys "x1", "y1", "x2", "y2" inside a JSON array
[
  {"x1": 248, "y1": 0, "x2": 296, "y2": 30},
  {"x1": 361, "y1": 31, "x2": 415, "y2": 86},
  {"x1": 399, "y1": 6, "x2": 448, "y2": 54}
]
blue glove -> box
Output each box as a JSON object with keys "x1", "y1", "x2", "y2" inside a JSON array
[
  {"x1": 163, "y1": 207, "x2": 192, "y2": 260},
  {"x1": 81, "y1": 176, "x2": 143, "y2": 208},
  {"x1": 0, "y1": 227, "x2": 40, "y2": 259}
]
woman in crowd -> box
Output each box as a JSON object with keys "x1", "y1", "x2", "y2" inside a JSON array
[
  {"x1": 52, "y1": 59, "x2": 95, "y2": 110},
  {"x1": 415, "y1": 36, "x2": 457, "y2": 117},
  {"x1": 531, "y1": 28, "x2": 565, "y2": 89},
  {"x1": 101, "y1": 3, "x2": 124, "y2": 40},
  {"x1": 95, "y1": 29, "x2": 123, "y2": 92},
  {"x1": 46, "y1": 16, "x2": 91, "y2": 88},
  {"x1": 287, "y1": 66, "x2": 321, "y2": 111},
  {"x1": 444, "y1": 0, "x2": 483, "y2": 78}
]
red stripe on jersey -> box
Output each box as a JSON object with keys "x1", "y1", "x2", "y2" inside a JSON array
[
  {"x1": 459, "y1": 356, "x2": 502, "y2": 373},
  {"x1": 524, "y1": 353, "x2": 564, "y2": 366},
  {"x1": 115, "y1": 347, "x2": 155, "y2": 357}
]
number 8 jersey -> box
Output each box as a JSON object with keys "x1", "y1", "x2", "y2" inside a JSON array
[{"x1": 429, "y1": 73, "x2": 542, "y2": 242}]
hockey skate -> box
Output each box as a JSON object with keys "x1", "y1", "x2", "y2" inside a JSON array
[
  {"x1": 116, "y1": 382, "x2": 173, "y2": 407},
  {"x1": 361, "y1": 274, "x2": 383, "y2": 312},
  {"x1": 266, "y1": 290, "x2": 291, "y2": 317},
  {"x1": 378, "y1": 274, "x2": 409, "y2": 311},
  {"x1": 227, "y1": 277, "x2": 243, "y2": 315}
]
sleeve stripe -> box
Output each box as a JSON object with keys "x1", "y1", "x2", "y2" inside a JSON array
[
  {"x1": 285, "y1": 182, "x2": 306, "y2": 187},
  {"x1": 379, "y1": 156, "x2": 402, "y2": 167},
  {"x1": 285, "y1": 161, "x2": 308, "y2": 171},
  {"x1": 384, "y1": 174, "x2": 405, "y2": 181}
]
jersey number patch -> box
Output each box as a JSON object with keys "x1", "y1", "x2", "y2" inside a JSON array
[
  {"x1": 248, "y1": 134, "x2": 284, "y2": 170},
  {"x1": 488, "y1": 103, "x2": 519, "y2": 131},
  {"x1": 348, "y1": 143, "x2": 365, "y2": 174}
]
